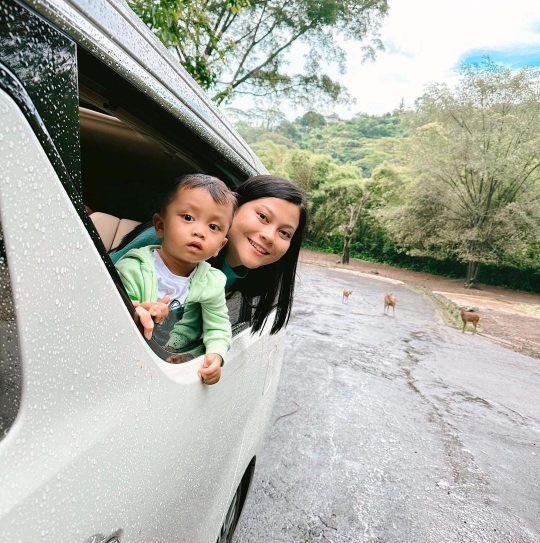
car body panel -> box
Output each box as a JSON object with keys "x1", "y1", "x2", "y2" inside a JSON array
[{"x1": 0, "y1": 6, "x2": 283, "y2": 536}]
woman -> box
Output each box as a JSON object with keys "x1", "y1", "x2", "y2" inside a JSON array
[{"x1": 111, "y1": 174, "x2": 307, "y2": 340}]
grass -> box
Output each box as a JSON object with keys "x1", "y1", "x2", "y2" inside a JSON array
[
  {"x1": 409, "y1": 283, "x2": 485, "y2": 334},
  {"x1": 518, "y1": 303, "x2": 540, "y2": 318}
]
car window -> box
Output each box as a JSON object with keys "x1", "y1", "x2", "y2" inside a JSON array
[
  {"x1": 0, "y1": 220, "x2": 21, "y2": 442},
  {"x1": 1, "y1": 0, "x2": 252, "y2": 364},
  {"x1": 76, "y1": 52, "x2": 253, "y2": 355}
]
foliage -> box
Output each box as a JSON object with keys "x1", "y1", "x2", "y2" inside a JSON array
[
  {"x1": 381, "y1": 61, "x2": 540, "y2": 283},
  {"x1": 250, "y1": 140, "x2": 336, "y2": 192},
  {"x1": 238, "y1": 107, "x2": 407, "y2": 173},
  {"x1": 232, "y1": 63, "x2": 540, "y2": 292},
  {"x1": 129, "y1": 0, "x2": 389, "y2": 106},
  {"x1": 357, "y1": 137, "x2": 407, "y2": 176},
  {"x1": 285, "y1": 150, "x2": 333, "y2": 192},
  {"x1": 226, "y1": 106, "x2": 287, "y2": 130},
  {"x1": 297, "y1": 111, "x2": 326, "y2": 128},
  {"x1": 300, "y1": 112, "x2": 407, "y2": 165},
  {"x1": 250, "y1": 141, "x2": 290, "y2": 177},
  {"x1": 309, "y1": 169, "x2": 369, "y2": 263}
]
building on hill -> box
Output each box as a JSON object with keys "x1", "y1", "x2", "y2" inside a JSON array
[{"x1": 324, "y1": 112, "x2": 341, "y2": 124}]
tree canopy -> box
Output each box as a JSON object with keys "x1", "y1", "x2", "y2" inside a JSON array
[
  {"x1": 382, "y1": 61, "x2": 540, "y2": 282},
  {"x1": 129, "y1": 0, "x2": 389, "y2": 105}
]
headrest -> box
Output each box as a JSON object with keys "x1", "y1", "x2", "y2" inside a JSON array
[{"x1": 90, "y1": 212, "x2": 141, "y2": 251}]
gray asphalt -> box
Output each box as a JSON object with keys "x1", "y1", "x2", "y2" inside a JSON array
[{"x1": 234, "y1": 263, "x2": 540, "y2": 543}]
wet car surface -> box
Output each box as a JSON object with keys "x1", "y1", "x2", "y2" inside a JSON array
[{"x1": 235, "y1": 263, "x2": 540, "y2": 542}]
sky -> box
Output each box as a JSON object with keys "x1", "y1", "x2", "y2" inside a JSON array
[{"x1": 226, "y1": 0, "x2": 540, "y2": 120}]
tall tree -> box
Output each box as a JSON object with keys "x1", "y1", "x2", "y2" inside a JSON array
[
  {"x1": 384, "y1": 61, "x2": 540, "y2": 284},
  {"x1": 310, "y1": 168, "x2": 369, "y2": 264},
  {"x1": 285, "y1": 150, "x2": 333, "y2": 193},
  {"x1": 129, "y1": 0, "x2": 388, "y2": 105}
]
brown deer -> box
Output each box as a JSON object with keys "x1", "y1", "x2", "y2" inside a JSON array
[
  {"x1": 342, "y1": 288, "x2": 352, "y2": 303},
  {"x1": 460, "y1": 307, "x2": 480, "y2": 333},
  {"x1": 384, "y1": 293, "x2": 397, "y2": 316}
]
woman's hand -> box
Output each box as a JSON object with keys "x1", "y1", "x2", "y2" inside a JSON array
[
  {"x1": 199, "y1": 353, "x2": 223, "y2": 385},
  {"x1": 133, "y1": 295, "x2": 170, "y2": 339}
]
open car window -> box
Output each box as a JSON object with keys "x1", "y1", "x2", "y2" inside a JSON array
[{"x1": 1, "y1": 2, "x2": 253, "y2": 365}]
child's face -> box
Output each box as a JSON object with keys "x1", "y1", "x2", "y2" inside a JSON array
[{"x1": 153, "y1": 187, "x2": 232, "y2": 275}]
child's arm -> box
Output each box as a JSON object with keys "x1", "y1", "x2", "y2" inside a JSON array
[
  {"x1": 133, "y1": 296, "x2": 170, "y2": 323},
  {"x1": 199, "y1": 294, "x2": 232, "y2": 361},
  {"x1": 166, "y1": 269, "x2": 231, "y2": 384},
  {"x1": 115, "y1": 252, "x2": 168, "y2": 340},
  {"x1": 197, "y1": 275, "x2": 232, "y2": 385},
  {"x1": 133, "y1": 305, "x2": 154, "y2": 340}
]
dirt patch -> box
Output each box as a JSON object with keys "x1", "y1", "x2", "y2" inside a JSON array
[{"x1": 300, "y1": 249, "x2": 540, "y2": 360}]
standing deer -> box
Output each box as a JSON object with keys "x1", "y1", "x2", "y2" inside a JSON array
[
  {"x1": 342, "y1": 289, "x2": 352, "y2": 303},
  {"x1": 384, "y1": 293, "x2": 397, "y2": 316},
  {"x1": 460, "y1": 307, "x2": 480, "y2": 333}
]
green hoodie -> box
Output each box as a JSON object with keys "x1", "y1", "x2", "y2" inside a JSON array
[{"x1": 115, "y1": 246, "x2": 231, "y2": 358}]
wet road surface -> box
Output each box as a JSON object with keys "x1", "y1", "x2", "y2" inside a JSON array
[{"x1": 234, "y1": 263, "x2": 540, "y2": 543}]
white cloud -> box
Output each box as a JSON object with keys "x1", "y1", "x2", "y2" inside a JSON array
[
  {"x1": 335, "y1": 0, "x2": 540, "y2": 117},
  {"x1": 225, "y1": 0, "x2": 540, "y2": 119}
]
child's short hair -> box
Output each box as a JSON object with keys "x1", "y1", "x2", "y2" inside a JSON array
[{"x1": 161, "y1": 174, "x2": 237, "y2": 219}]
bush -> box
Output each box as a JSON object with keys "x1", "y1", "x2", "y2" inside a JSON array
[{"x1": 302, "y1": 234, "x2": 540, "y2": 293}]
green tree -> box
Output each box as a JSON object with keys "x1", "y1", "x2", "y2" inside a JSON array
[
  {"x1": 226, "y1": 106, "x2": 287, "y2": 131},
  {"x1": 250, "y1": 141, "x2": 290, "y2": 176},
  {"x1": 310, "y1": 167, "x2": 369, "y2": 264},
  {"x1": 285, "y1": 150, "x2": 333, "y2": 193},
  {"x1": 297, "y1": 111, "x2": 327, "y2": 129},
  {"x1": 357, "y1": 137, "x2": 406, "y2": 176},
  {"x1": 129, "y1": 0, "x2": 388, "y2": 105},
  {"x1": 275, "y1": 120, "x2": 301, "y2": 142},
  {"x1": 387, "y1": 60, "x2": 540, "y2": 284},
  {"x1": 299, "y1": 112, "x2": 407, "y2": 165}
]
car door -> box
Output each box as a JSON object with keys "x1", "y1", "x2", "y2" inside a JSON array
[
  {"x1": 0, "y1": 76, "x2": 282, "y2": 542},
  {"x1": 0, "y1": 3, "x2": 282, "y2": 540}
]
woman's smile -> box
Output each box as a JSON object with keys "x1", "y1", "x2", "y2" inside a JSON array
[
  {"x1": 226, "y1": 197, "x2": 300, "y2": 269},
  {"x1": 247, "y1": 237, "x2": 270, "y2": 255}
]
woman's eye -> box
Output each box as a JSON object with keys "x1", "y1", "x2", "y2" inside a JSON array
[
  {"x1": 182, "y1": 214, "x2": 194, "y2": 222},
  {"x1": 257, "y1": 212, "x2": 267, "y2": 221},
  {"x1": 209, "y1": 223, "x2": 221, "y2": 231},
  {"x1": 280, "y1": 230, "x2": 292, "y2": 239}
]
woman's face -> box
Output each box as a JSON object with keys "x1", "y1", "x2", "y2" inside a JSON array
[{"x1": 225, "y1": 197, "x2": 301, "y2": 269}]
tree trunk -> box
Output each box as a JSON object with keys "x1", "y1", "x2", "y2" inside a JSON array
[
  {"x1": 465, "y1": 260, "x2": 480, "y2": 287},
  {"x1": 342, "y1": 232, "x2": 351, "y2": 265}
]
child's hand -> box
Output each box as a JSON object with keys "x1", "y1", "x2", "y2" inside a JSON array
[
  {"x1": 134, "y1": 295, "x2": 170, "y2": 324},
  {"x1": 199, "y1": 353, "x2": 223, "y2": 385},
  {"x1": 133, "y1": 295, "x2": 170, "y2": 339},
  {"x1": 134, "y1": 305, "x2": 154, "y2": 340}
]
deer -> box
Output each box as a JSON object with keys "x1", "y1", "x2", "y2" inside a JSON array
[
  {"x1": 342, "y1": 288, "x2": 352, "y2": 303},
  {"x1": 384, "y1": 293, "x2": 397, "y2": 316},
  {"x1": 460, "y1": 307, "x2": 480, "y2": 334}
]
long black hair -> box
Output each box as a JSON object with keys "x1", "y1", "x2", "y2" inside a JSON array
[
  {"x1": 231, "y1": 175, "x2": 307, "y2": 335},
  {"x1": 113, "y1": 174, "x2": 307, "y2": 335}
]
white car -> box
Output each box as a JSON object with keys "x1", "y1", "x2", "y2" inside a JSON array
[{"x1": 0, "y1": 1, "x2": 284, "y2": 541}]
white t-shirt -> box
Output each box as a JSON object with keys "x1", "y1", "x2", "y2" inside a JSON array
[{"x1": 153, "y1": 249, "x2": 196, "y2": 303}]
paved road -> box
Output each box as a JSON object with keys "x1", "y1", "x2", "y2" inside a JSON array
[{"x1": 234, "y1": 263, "x2": 540, "y2": 543}]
